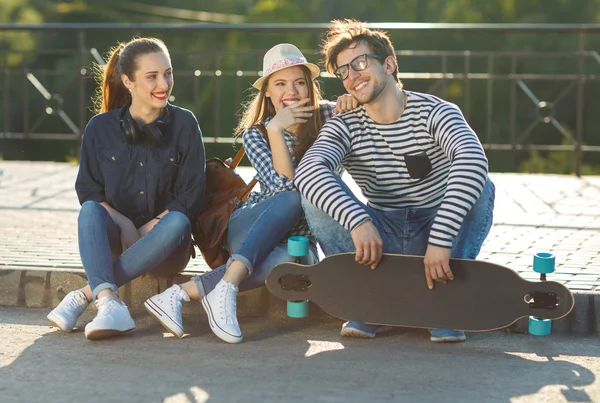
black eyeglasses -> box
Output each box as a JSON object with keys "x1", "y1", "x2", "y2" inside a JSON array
[{"x1": 333, "y1": 54, "x2": 381, "y2": 80}]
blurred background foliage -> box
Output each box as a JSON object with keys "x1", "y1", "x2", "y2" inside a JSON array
[{"x1": 1, "y1": 0, "x2": 600, "y2": 173}]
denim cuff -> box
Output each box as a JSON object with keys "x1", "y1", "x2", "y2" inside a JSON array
[
  {"x1": 192, "y1": 275, "x2": 207, "y2": 299},
  {"x1": 229, "y1": 253, "x2": 254, "y2": 275},
  {"x1": 92, "y1": 282, "x2": 119, "y2": 300}
]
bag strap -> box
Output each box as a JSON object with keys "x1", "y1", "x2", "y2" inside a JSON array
[
  {"x1": 228, "y1": 146, "x2": 246, "y2": 169},
  {"x1": 239, "y1": 179, "x2": 258, "y2": 201},
  {"x1": 228, "y1": 123, "x2": 269, "y2": 169},
  {"x1": 233, "y1": 123, "x2": 270, "y2": 202},
  {"x1": 256, "y1": 123, "x2": 269, "y2": 147}
]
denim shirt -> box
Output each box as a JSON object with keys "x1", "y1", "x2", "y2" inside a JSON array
[{"x1": 75, "y1": 104, "x2": 206, "y2": 228}]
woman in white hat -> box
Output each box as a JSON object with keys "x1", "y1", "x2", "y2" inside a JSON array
[{"x1": 145, "y1": 43, "x2": 356, "y2": 343}]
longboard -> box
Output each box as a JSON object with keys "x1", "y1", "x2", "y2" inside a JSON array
[{"x1": 265, "y1": 253, "x2": 574, "y2": 332}]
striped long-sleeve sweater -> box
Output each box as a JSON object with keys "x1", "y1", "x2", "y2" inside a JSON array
[{"x1": 294, "y1": 90, "x2": 489, "y2": 248}]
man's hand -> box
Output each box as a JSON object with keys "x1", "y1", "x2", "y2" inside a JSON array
[
  {"x1": 350, "y1": 220, "x2": 383, "y2": 270},
  {"x1": 333, "y1": 94, "x2": 359, "y2": 114},
  {"x1": 118, "y1": 220, "x2": 141, "y2": 253},
  {"x1": 423, "y1": 244, "x2": 453, "y2": 290}
]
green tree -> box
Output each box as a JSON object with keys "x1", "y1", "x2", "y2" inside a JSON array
[{"x1": 1, "y1": 0, "x2": 43, "y2": 66}]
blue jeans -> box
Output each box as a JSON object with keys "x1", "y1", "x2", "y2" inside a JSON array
[
  {"x1": 302, "y1": 176, "x2": 495, "y2": 260},
  {"x1": 78, "y1": 201, "x2": 192, "y2": 300},
  {"x1": 193, "y1": 191, "x2": 318, "y2": 298}
]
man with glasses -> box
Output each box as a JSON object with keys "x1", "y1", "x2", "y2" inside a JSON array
[{"x1": 294, "y1": 19, "x2": 496, "y2": 343}]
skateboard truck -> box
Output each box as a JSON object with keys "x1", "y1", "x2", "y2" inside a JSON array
[
  {"x1": 285, "y1": 236, "x2": 310, "y2": 318},
  {"x1": 526, "y1": 291, "x2": 559, "y2": 310},
  {"x1": 528, "y1": 252, "x2": 556, "y2": 336},
  {"x1": 278, "y1": 274, "x2": 312, "y2": 291}
]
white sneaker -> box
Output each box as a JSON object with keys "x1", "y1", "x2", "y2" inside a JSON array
[
  {"x1": 144, "y1": 284, "x2": 190, "y2": 338},
  {"x1": 47, "y1": 290, "x2": 90, "y2": 332},
  {"x1": 201, "y1": 280, "x2": 242, "y2": 344},
  {"x1": 84, "y1": 297, "x2": 135, "y2": 340}
]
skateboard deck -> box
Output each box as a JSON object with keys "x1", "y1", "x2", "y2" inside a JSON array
[{"x1": 265, "y1": 253, "x2": 575, "y2": 332}]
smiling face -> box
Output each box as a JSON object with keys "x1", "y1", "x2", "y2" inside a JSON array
[
  {"x1": 336, "y1": 42, "x2": 389, "y2": 105},
  {"x1": 122, "y1": 51, "x2": 173, "y2": 113},
  {"x1": 265, "y1": 66, "x2": 310, "y2": 113}
]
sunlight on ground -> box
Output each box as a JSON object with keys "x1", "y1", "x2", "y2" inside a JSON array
[
  {"x1": 304, "y1": 340, "x2": 345, "y2": 357},
  {"x1": 163, "y1": 387, "x2": 210, "y2": 403},
  {"x1": 0, "y1": 324, "x2": 46, "y2": 368},
  {"x1": 506, "y1": 352, "x2": 599, "y2": 403},
  {"x1": 505, "y1": 352, "x2": 551, "y2": 362},
  {"x1": 162, "y1": 332, "x2": 179, "y2": 338},
  {"x1": 511, "y1": 385, "x2": 588, "y2": 403}
]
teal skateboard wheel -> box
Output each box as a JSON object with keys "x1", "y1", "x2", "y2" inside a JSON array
[
  {"x1": 286, "y1": 236, "x2": 309, "y2": 318},
  {"x1": 530, "y1": 253, "x2": 555, "y2": 335},
  {"x1": 288, "y1": 236, "x2": 309, "y2": 257},
  {"x1": 287, "y1": 300, "x2": 309, "y2": 318},
  {"x1": 529, "y1": 316, "x2": 551, "y2": 336},
  {"x1": 533, "y1": 252, "x2": 555, "y2": 274}
]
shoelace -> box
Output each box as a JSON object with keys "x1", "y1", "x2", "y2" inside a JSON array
[
  {"x1": 168, "y1": 287, "x2": 187, "y2": 309},
  {"x1": 220, "y1": 286, "x2": 238, "y2": 325},
  {"x1": 95, "y1": 298, "x2": 117, "y2": 315},
  {"x1": 67, "y1": 293, "x2": 86, "y2": 310},
  {"x1": 171, "y1": 291, "x2": 184, "y2": 316}
]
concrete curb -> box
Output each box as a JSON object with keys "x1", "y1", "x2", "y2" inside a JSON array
[
  {"x1": 0, "y1": 267, "x2": 335, "y2": 322},
  {"x1": 1, "y1": 267, "x2": 599, "y2": 336}
]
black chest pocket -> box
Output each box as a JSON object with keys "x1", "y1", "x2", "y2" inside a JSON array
[{"x1": 404, "y1": 151, "x2": 432, "y2": 179}]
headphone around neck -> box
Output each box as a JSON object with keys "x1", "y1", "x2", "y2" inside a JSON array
[{"x1": 118, "y1": 99, "x2": 169, "y2": 148}]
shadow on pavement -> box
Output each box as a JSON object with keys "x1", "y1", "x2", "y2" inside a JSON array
[{"x1": 1, "y1": 307, "x2": 599, "y2": 403}]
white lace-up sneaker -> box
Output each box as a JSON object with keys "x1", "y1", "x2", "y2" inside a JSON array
[
  {"x1": 201, "y1": 280, "x2": 242, "y2": 344},
  {"x1": 47, "y1": 290, "x2": 90, "y2": 332},
  {"x1": 84, "y1": 297, "x2": 135, "y2": 340},
  {"x1": 144, "y1": 284, "x2": 190, "y2": 338}
]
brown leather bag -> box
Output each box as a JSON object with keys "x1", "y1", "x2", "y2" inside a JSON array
[{"x1": 192, "y1": 124, "x2": 267, "y2": 269}]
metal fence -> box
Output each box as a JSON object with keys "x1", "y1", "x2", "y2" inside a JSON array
[{"x1": 1, "y1": 23, "x2": 600, "y2": 174}]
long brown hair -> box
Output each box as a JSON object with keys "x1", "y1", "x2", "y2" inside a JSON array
[
  {"x1": 92, "y1": 37, "x2": 170, "y2": 114},
  {"x1": 235, "y1": 65, "x2": 324, "y2": 163}
]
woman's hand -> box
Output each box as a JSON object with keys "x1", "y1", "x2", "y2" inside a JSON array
[
  {"x1": 333, "y1": 94, "x2": 359, "y2": 114},
  {"x1": 137, "y1": 214, "x2": 164, "y2": 238},
  {"x1": 268, "y1": 98, "x2": 315, "y2": 133},
  {"x1": 118, "y1": 220, "x2": 140, "y2": 253},
  {"x1": 267, "y1": 98, "x2": 314, "y2": 179},
  {"x1": 99, "y1": 202, "x2": 140, "y2": 252},
  {"x1": 137, "y1": 220, "x2": 155, "y2": 238}
]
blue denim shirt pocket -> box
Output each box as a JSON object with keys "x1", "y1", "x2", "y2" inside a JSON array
[
  {"x1": 97, "y1": 147, "x2": 132, "y2": 202},
  {"x1": 98, "y1": 147, "x2": 131, "y2": 180},
  {"x1": 149, "y1": 150, "x2": 180, "y2": 193}
]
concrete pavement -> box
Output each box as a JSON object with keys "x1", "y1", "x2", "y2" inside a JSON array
[{"x1": 1, "y1": 306, "x2": 600, "y2": 403}]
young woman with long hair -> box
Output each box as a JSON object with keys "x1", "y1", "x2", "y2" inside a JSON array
[
  {"x1": 145, "y1": 43, "x2": 356, "y2": 344},
  {"x1": 47, "y1": 37, "x2": 205, "y2": 340}
]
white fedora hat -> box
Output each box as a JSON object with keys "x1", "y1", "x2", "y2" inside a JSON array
[{"x1": 252, "y1": 43, "x2": 320, "y2": 89}]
